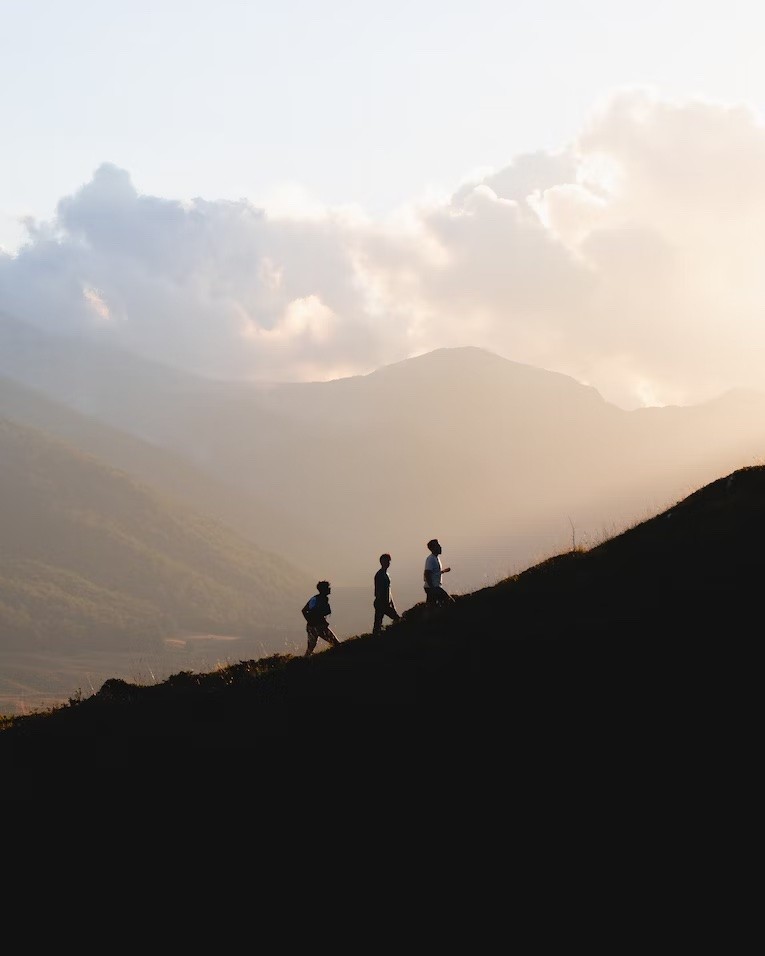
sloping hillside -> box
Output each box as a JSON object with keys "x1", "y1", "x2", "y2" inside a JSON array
[
  {"x1": 0, "y1": 418, "x2": 312, "y2": 653},
  {"x1": 3, "y1": 463, "x2": 759, "y2": 781}
]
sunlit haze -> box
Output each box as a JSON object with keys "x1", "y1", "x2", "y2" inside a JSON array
[{"x1": 3, "y1": 0, "x2": 765, "y2": 408}]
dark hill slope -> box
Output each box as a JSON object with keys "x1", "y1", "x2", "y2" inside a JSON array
[{"x1": 2, "y1": 464, "x2": 759, "y2": 781}]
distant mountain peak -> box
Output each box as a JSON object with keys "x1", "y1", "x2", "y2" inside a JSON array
[{"x1": 367, "y1": 345, "x2": 603, "y2": 399}]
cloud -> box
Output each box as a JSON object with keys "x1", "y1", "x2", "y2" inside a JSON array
[{"x1": 4, "y1": 90, "x2": 765, "y2": 408}]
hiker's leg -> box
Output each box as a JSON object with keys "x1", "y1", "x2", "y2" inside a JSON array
[
  {"x1": 373, "y1": 606, "x2": 384, "y2": 635},
  {"x1": 305, "y1": 626, "x2": 318, "y2": 656},
  {"x1": 322, "y1": 627, "x2": 340, "y2": 647}
]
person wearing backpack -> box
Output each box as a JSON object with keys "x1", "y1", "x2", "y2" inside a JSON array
[{"x1": 301, "y1": 580, "x2": 340, "y2": 656}]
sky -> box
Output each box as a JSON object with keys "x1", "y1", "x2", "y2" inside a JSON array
[{"x1": 2, "y1": 0, "x2": 765, "y2": 408}]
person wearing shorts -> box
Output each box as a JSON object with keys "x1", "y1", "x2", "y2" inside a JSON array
[
  {"x1": 301, "y1": 580, "x2": 340, "y2": 656},
  {"x1": 373, "y1": 553, "x2": 400, "y2": 635},
  {"x1": 423, "y1": 539, "x2": 452, "y2": 606}
]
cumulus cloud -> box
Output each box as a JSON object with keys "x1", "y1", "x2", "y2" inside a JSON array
[{"x1": 4, "y1": 89, "x2": 765, "y2": 408}]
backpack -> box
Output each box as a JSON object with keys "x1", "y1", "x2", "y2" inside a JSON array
[{"x1": 303, "y1": 594, "x2": 324, "y2": 625}]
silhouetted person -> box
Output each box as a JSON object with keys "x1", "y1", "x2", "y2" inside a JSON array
[
  {"x1": 424, "y1": 538, "x2": 452, "y2": 606},
  {"x1": 301, "y1": 580, "x2": 340, "y2": 656},
  {"x1": 373, "y1": 553, "x2": 400, "y2": 635}
]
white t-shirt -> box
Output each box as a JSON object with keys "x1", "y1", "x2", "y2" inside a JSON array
[{"x1": 424, "y1": 553, "x2": 442, "y2": 588}]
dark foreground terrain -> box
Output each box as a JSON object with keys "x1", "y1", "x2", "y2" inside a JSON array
[{"x1": 2, "y1": 466, "x2": 760, "y2": 788}]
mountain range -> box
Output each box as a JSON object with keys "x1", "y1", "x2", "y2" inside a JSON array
[
  {"x1": 2, "y1": 310, "x2": 765, "y2": 710},
  {"x1": 3, "y1": 312, "x2": 765, "y2": 593}
]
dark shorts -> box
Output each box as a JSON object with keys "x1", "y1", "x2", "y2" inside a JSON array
[
  {"x1": 424, "y1": 586, "x2": 450, "y2": 605},
  {"x1": 306, "y1": 622, "x2": 338, "y2": 649},
  {"x1": 373, "y1": 601, "x2": 400, "y2": 633}
]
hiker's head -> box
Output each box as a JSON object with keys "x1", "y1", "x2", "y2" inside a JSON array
[
  {"x1": 427, "y1": 539, "x2": 441, "y2": 554},
  {"x1": 379, "y1": 553, "x2": 391, "y2": 567},
  {"x1": 317, "y1": 580, "x2": 331, "y2": 594}
]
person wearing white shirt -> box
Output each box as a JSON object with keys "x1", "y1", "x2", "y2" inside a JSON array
[{"x1": 423, "y1": 538, "x2": 452, "y2": 606}]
